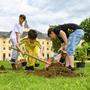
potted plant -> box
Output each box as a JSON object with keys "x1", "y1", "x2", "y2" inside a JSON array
[{"x1": 75, "y1": 43, "x2": 88, "y2": 68}]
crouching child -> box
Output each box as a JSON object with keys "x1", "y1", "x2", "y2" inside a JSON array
[{"x1": 19, "y1": 29, "x2": 42, "y2": 71}]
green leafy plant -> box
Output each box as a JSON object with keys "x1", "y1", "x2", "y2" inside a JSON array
[
  {"x1": 75, "y1": 43, "x2": 88, "y2": 62},
  {"x1": 51, "y1": 37, "x2": 61, "y2": 53}
]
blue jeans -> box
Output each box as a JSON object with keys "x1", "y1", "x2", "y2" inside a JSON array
[{"x1": 66, "y1": 29, "x2": 84, "y2": 55}]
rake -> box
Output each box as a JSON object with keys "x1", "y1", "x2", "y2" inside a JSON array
[{"x1": 11, "y1": 47, "x2": 50, "y2": 65}]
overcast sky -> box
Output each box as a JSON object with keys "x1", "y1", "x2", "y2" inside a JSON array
[{"x1": 0, "y1": 0, "x2": 90, "y2": 33}]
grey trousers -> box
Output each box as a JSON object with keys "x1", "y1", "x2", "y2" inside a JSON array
[{"x1": 10, "y1": 39, "x2": 20, "y2": 63}]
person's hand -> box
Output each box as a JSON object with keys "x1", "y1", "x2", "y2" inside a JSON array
[
  {"x1": 15, "y1": 43, "x2": 22, "y2": 53},
  {"x1": 59, "y1": 43, "x2": 67, "y2": 51},
  {"x1": 22, "y1": 21, "x2": 25, "y2": 27},
  {"x1": 16, "y1": 43, "x2": 19, "y2": 48},
  {"x1": 58, "y1": 45, "x2": 67, "y2": 54},
  {"x1": 62, "y1": 44, "x2": 67, "y2": 51},
  {"x1": 22, "y1": 20, "x2": 28, "y2": 28},
  {"x1": 54, "y1": 53, "x2": 62, "y2": 62}
]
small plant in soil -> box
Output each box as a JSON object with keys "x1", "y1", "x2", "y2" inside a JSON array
[{"x1": 75, "y1": 42, "x2": 88, "y2": 68}]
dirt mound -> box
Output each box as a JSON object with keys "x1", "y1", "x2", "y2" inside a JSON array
[{"x1": 33, "y1": 63, "x2": 79, "y2": 78}]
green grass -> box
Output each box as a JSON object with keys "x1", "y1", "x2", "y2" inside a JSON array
[{"x1": 0, "y1": 61, "x2": 90, "y2": 90}]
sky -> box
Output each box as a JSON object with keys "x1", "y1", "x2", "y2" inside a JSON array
[{"x1": 0, "y1": 0, "x2": 90, "y2": 33}]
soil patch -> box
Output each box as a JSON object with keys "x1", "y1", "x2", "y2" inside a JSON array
[{"x1": 33, "y1": 63, "x2": 80, "y2": 78}]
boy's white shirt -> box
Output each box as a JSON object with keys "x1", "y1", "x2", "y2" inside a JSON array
[{"x1": 10, "y1": 23, "x2": 24, "y2": 44}]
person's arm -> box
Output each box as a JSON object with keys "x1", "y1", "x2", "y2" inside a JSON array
[
  {"x1": 16, "y1": 32, "x2": 19, "y2": 44},
  {"x1": 59, "y1": 30, "x2": 68, "y2": 50},
  {"x1": 22, "y1": 20, "x2": 29, "y2": 29},
  {"x1": 14, "y1": 24, "x2": 20, "y2": 47}
]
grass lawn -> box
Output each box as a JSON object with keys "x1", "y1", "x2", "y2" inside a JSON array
[{"x1": 0, "y1": 61, "x2": 90, "y2": 90}]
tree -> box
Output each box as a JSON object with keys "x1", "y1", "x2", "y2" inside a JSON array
[
  {"x1": 51, "y1": 37, "x2": 61, "y2": 53},
  {"x1": 80, "y1": 18, "x2": 90, "y2": 42}
]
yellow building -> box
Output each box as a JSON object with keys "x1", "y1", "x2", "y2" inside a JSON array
[
  {"x1": 1, "y1": 31, "x2": 89, "y2": 61},
  {"x1": 37, "y1": 38, "x2": 53, "y2": 59},
  {"x1": 0, "y1": 32, "x2": 11, "y2": 61},
  {"x1": 0, "y1": 31, "x2": 52, "y2": 60}
]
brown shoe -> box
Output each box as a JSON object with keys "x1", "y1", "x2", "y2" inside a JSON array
[{"x1": 11, "y1": 63, "x2": 17, "y2": 70}]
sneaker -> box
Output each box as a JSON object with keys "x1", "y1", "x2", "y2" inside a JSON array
[
  {"x1": 21, "y1": 62, "x2": 27, "y2": 67},
  {"x1": 71, "y1": 67, "x2": 75, "y2": 71},
  {"x1": 25, "y1": 66, "x2": 34, "y2": 71},
  {"x1": 67, "y1": 65, "x2": 75, "y2": 71},
  {"x1": 11, "y1": 63, "x2": 17, "y2": 70},
  {"x1": 10, "y1": 59, "x2": 16, "y2": 63},
  {"x1": 35, "y1": 63, "x2": 39, "y2": 67}
]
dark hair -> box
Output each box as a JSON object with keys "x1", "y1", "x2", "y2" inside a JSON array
[
  {"x1": 19, "y1": 14, "x2": 26, "y2": 20},
  {"x1": 47, "y1": 25, "x2": 60, "y2": 37},
  {"x1": 47, "y1": 27, "x2": 53, "y2": 37},
  {"x1": 28, "y1": 29, "x2": 37, "y2": 40}
]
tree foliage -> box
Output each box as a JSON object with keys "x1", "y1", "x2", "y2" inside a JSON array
[
  {"x1": 51, "y1": 37, "x2": 61, "y2": 53},
  {"x1": 80, "y1": 18, "x2": 90, "y2": 42}
]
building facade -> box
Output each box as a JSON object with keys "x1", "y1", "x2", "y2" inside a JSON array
[
  {"x1": 0, "y1": 37, "x2": 11, "y2": 61},
  {"x1": 0, "y1": 31, "x2": 53, "y2": 61}
]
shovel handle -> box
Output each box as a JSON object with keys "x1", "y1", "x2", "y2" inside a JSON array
[{"x1": 11, "y1": 47, "x2": 50, "y2": 64}]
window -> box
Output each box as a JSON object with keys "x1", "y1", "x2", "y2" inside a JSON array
[
  {"x1": 3, "y1": 41, "x2": 5, "y2": 43},
  {"x1": 42, "y1": 53, "x2": 44, "y2": 57},
  {"x1": 47, "y1": 54, "x2": 49, "y2": 59},
  {"x1": 3, "y1": 47, "x2": 5, "y2": 50},
  {"x1": 9, "y1": 54, "x2": 11, "y2": 57},
  {"x1": 47, "y1": 42, "x2": 49, "y2": 45},
  {"x1": 3, "y1": 53, "x2": 6, "y2": 61},
  {"x1": 9, "y1": 47, "x2": 11, "y2": 50}
]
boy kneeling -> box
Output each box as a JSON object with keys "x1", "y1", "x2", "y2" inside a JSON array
[{"x1": 20, "y1": 29, "x2": 42, "y2": 71}]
